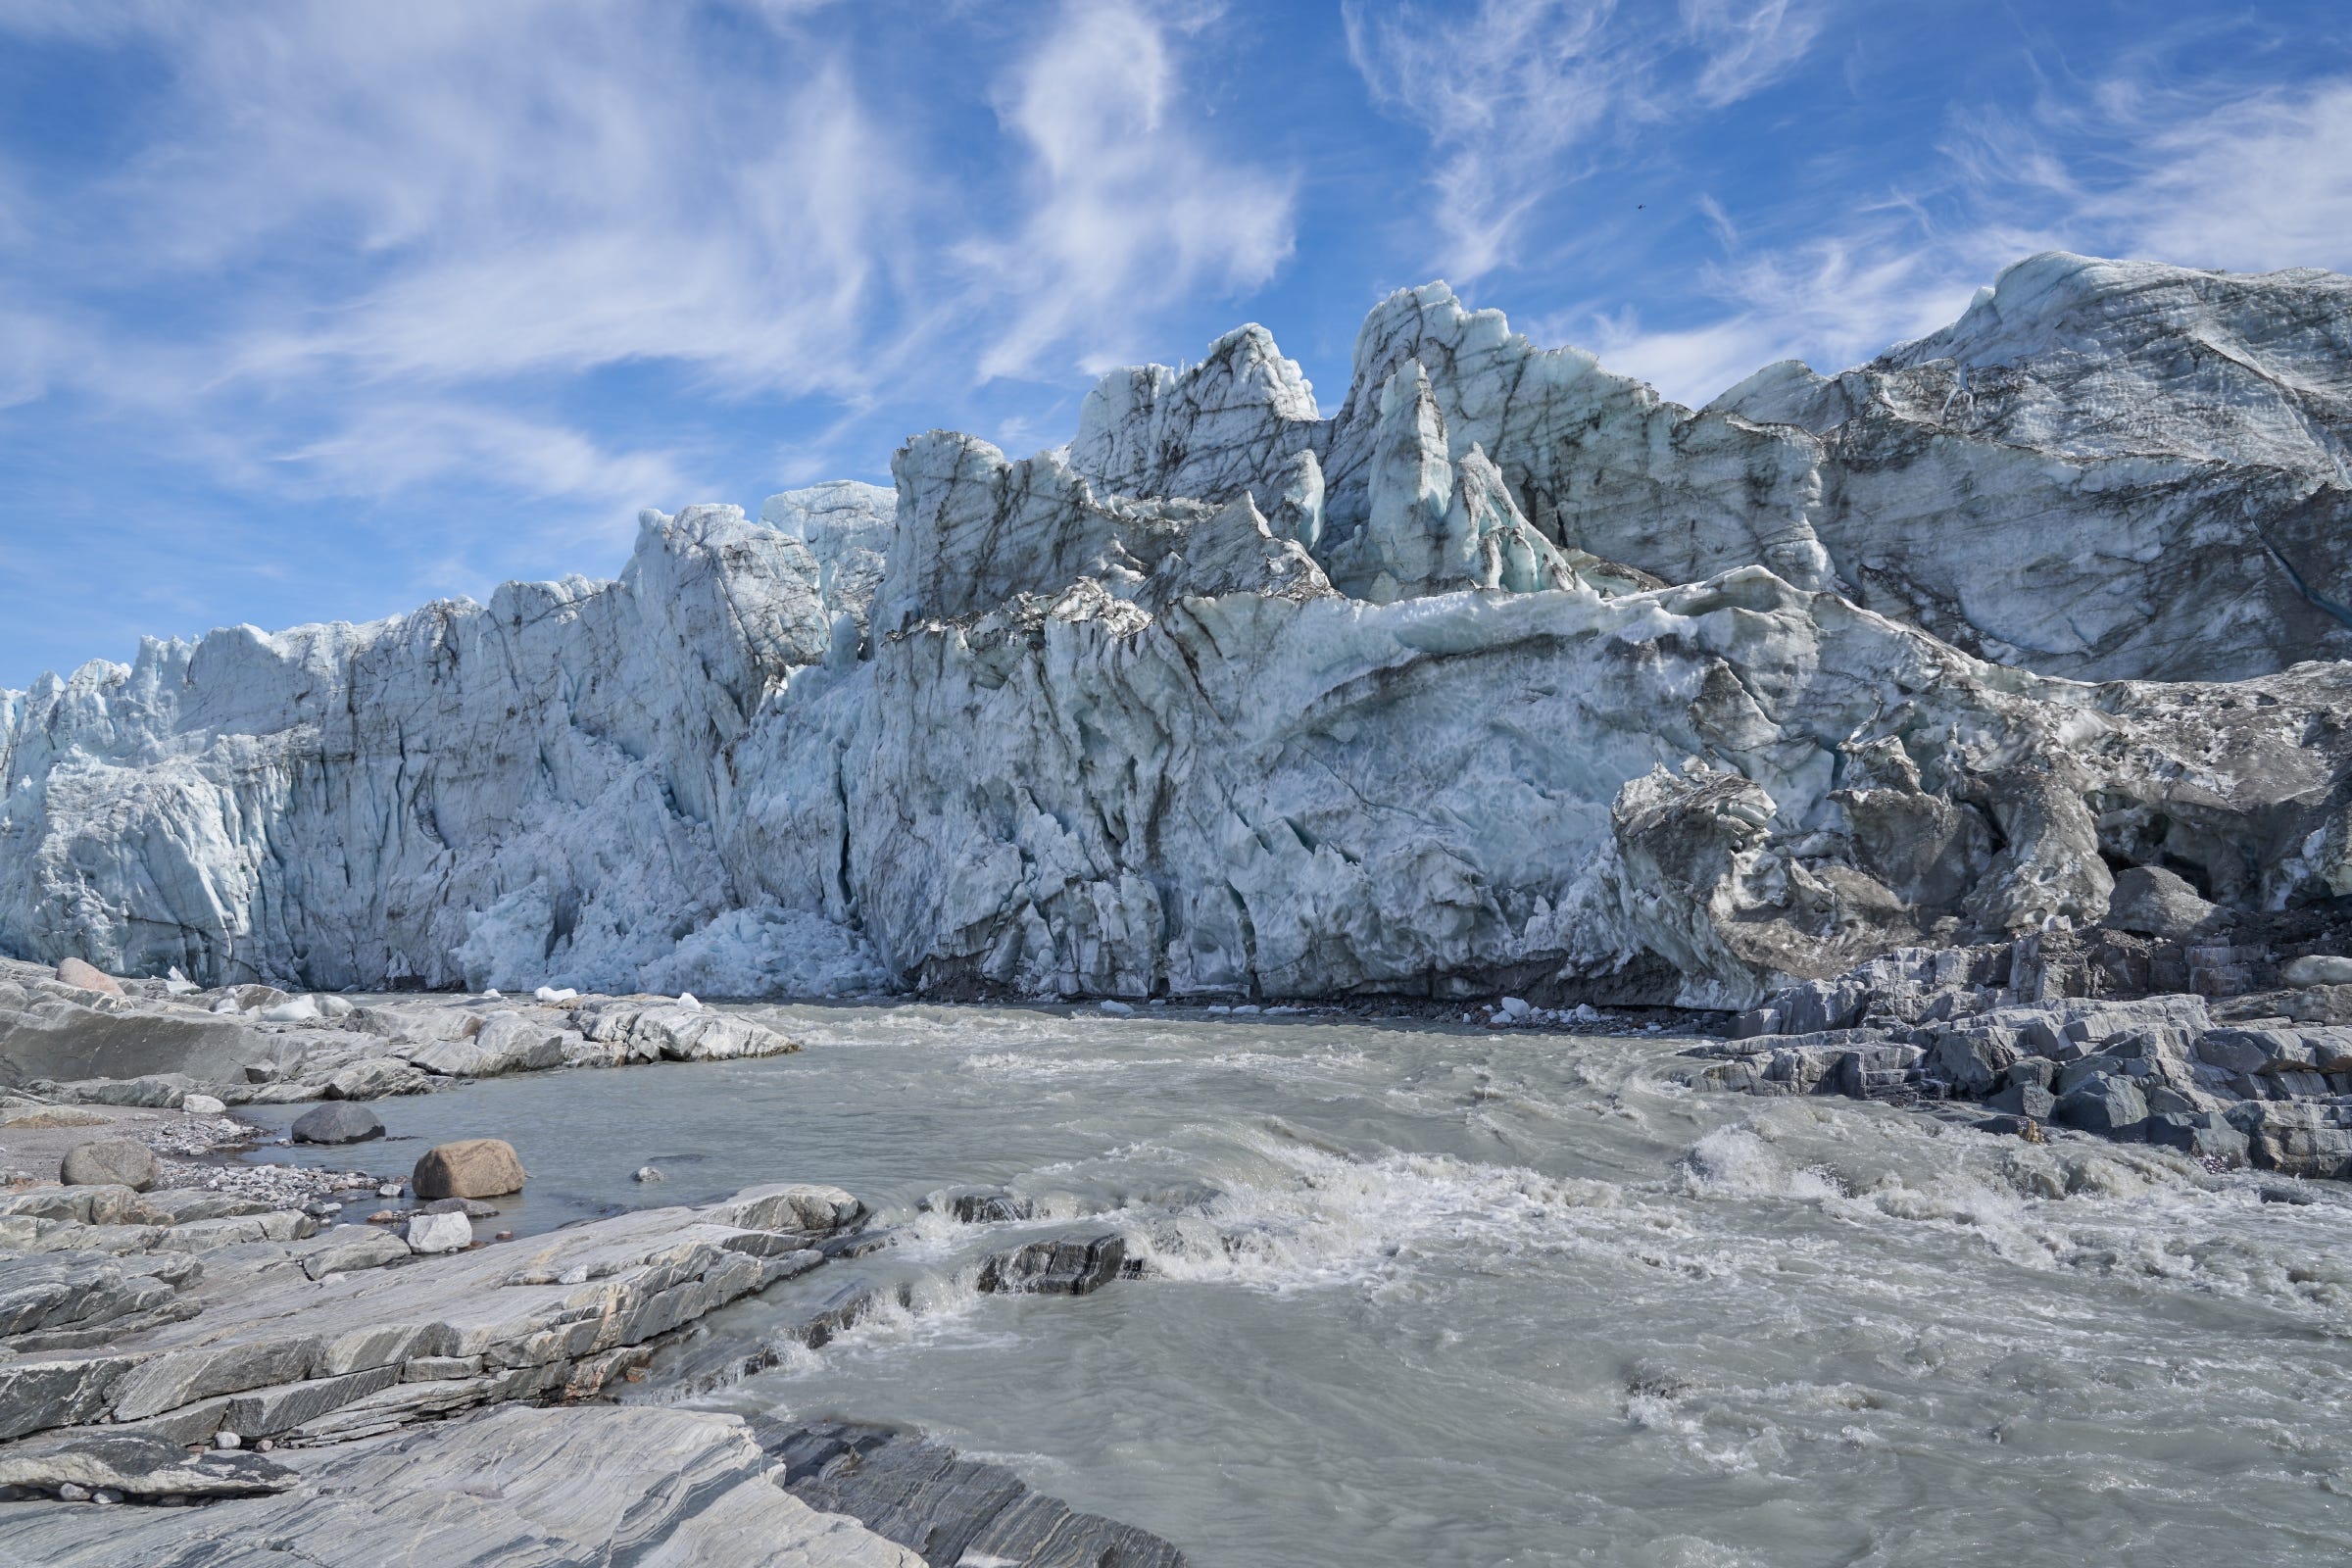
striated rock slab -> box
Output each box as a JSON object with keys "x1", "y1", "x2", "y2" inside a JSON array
[
  {"x1": 0, "y1": 1404, "x2": 921, "y2": 1568},
  {"x1": 767, "y1": 1420, "x2": 1187, "y2": 1568},
  {"x1": 0, "y1": 966, "x2": 801, "y2": 1114},
  {"x1": 0, "y1": 1430, "x2": 295, "y2": 1500},
  {"x1": 0, "y1": 1182, "x2": 862, "y2": 1447}
]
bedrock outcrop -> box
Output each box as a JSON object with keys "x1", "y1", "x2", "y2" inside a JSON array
[{"x1": 5, "y1": 254, "x2": 2352, "y2": 1010}]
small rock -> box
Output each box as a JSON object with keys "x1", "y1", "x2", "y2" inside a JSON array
[
  {"x1": 254, "y1": 1440, "x2": 273, "y2": 1453},
  {"x1": 405, "y1": 1208, "x2": 474, "y2": 1254},
  {"x1": 183, "y1": 1093, "x2": 228, "y2": 1116},
  {"x1": 56, "y1": 956, "x2": 123, "y2": 995},
  {"x1": 91, "y1": 1488, "x2": 122, "y2": 1505},
  {"x1": 367, "y1": 1209, "x2": 404, "y2": 1225},
  {"x1": 418, "y1": 1197, "x2": 499, "y2": 1217},
  {"x1": 376, "y1": 1180, "x2": 404, "y2": 1197},
  {"x1": 259, "y1": 997, "x2": 322, "y2": 1024},
  {"x1": 164, "y1": 966, "x2": 199, "y2": 996},
  {"x1": 412, "y1": 1138, "x2": 527, "y2": 1199},
  {"x1": 1099, "y1": 1000, "x2": 1135, "y2": 1016},
  {"x1": 294, "y1": 1102, "x2": 386, "y2": 1145},
  {"x1": 213, "y1": 1432, "x2": 242, "y2": 1450},
  {"x1": 493, "y1": 1230, "x2": 514, "y2": 1242},
  {"x1": 633, "y1": 1166, "x2": 664, "y2": 1183},
  {"x1": 2282, "y1": 954, "x2": 2352, "y2": 988},
  {"x1": 57, "y1": 1483, "x2": 89, "y2": 1501},
  {"x1": 60, "y1": 1139, "x2": 160, "y2": 1193},
  {"x1": 1499, "y1": 997, "x2": 1532, "y2": 1020}
]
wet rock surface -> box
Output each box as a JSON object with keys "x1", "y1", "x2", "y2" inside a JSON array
[
  {"x1": 0, "y1": 1153, "x2": 1185, "y2": 1564},
  {"x1": 0, "y1": 1404, "x2": 923, "y2": 1567},
  {"x1": 766, "y1": 1420, "x2": 1188, "y2": 1568}
]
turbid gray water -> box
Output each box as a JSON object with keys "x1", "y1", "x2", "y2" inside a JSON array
[{"x1": 243, "y1": 1005, "x2": 2352, "y2": 1566}]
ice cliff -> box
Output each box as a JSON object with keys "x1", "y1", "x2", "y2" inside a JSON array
[{"x1": 8, "y1": 253, "x2": 2352, "y2": 1009}]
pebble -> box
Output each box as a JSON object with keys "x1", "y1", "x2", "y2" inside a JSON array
[
  {"x1": 377, "y1": 1182, "x2": 404, "y2": 1197},
  {"x1": 91, "y1": 1489, "x2": 122, "y2": 1505},
  {"x1": 214, "y1": 1431, "x2": 242, "y2": 1449},
  {"x1": 57, "y1": 1483, "x2": 89, "y2": 1501}
]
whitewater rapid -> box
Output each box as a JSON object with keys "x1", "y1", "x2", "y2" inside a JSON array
[{"x1": 242, "y1": 1005, "x2": 2352, "y2": 1565}]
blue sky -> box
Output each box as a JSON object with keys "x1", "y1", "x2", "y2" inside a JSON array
[{"x1": 3, "y1": 0, "x2": 2349, "y2": 686}]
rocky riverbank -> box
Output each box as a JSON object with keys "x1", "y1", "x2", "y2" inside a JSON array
[
  {"x1": 0, "y1": 1157, "x2": 1188, "y2": 1566},
  {"x1": 0, "y1": 956, "x2": 800, "y2": 1116},
  {"x1": 1687, "y1": 880, "x2": 2352, "y2": 1178}
]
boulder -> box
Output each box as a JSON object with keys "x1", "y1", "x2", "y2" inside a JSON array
[
  {"x1": 182, "y1": 1094, "x2": 227, "y2": 1116},
  {"x1": 59, "y1": 1141, "x2": 159, "y2": 1193},
  {"x1": 1985, "y1": 1081, "x2": 2055, "y2": 1120},
  {"x1": 412, "y1": 1138, "x2": 527, "y2": 1200},
  {"x1": 2145, "y1": 1111, "x2": 2250, "y2": 1166},
  {"x1": 323, "y1": 1056, "x2": 432, "y2": 1101},
  {"x1": 292, "y1": 1102, "x2": 384, "y2": 1145},
  {"x1": 2282, "y1": 955, "x2": 2352, "y2": 988},
  {"x1": 975, "y1": 1233, "x2": 1130, "y2": 1296},
  {"x1": 404, "y1": 1209, "x2": 473, "y2": 1254},
  {"x1": 2103, "y1": 865, "x2": 2220, "y2": 941},
  {"x1": 2054, "y1": 1075, "x2": 2149, "y2": 1138},
  {"x1": 55, "y1": 958, "x2": 122, "y2": 996}
]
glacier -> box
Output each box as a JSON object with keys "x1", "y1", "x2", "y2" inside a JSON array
[{"x1": 7, "y1": 251, "x2": 2352, "y2": 1009}]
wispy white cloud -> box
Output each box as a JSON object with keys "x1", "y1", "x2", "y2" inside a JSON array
[
  {"x1": 277, "y1": 403, "x2": 697, "y2": 539},
  {"x1": 1342, "y1": 0, "x2": 1620, "y2": 281},
  {"x1": 1584, "y1": 235, "x2": 1979, "y2": 405},
  {"x1": 1682, "y1": 0, "x2": 1824, "y2": 108},
  {"x1": 0, "y1": 0, "x2": 917, "y2": 536},
  {"x1": 2081, "y1": 80, "x2": 2352, "y2": 272},
  {"x1": 962, "y1": 0, "x2": 1296, "y2": 380},
  {"x1": 1343, "y1": 0, "x2": 1825, "y2": 280},
  {"x1": 1563, "y1": 70, "x2": 2352, "y2": 406}
]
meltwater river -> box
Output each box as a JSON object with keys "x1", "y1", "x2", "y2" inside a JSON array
[{"x1": 246, "y1": 1004, "x2": 2352, "y2": 1566}]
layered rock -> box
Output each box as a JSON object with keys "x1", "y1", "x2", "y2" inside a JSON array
[
  {"x1": 4, "y1": 254, "x2": 2352, "y2": 1011},
  {"x1": 0, "y1": 957, "x2": 799, "y2": 1110},
  {"x1": 1693, "y1": 910, "x2": 2352, "y2": 1176}
]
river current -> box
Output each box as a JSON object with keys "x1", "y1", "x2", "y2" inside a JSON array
[{"x1": 245, "y1": 1004, "x2": 2352, "y2": 1565}]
